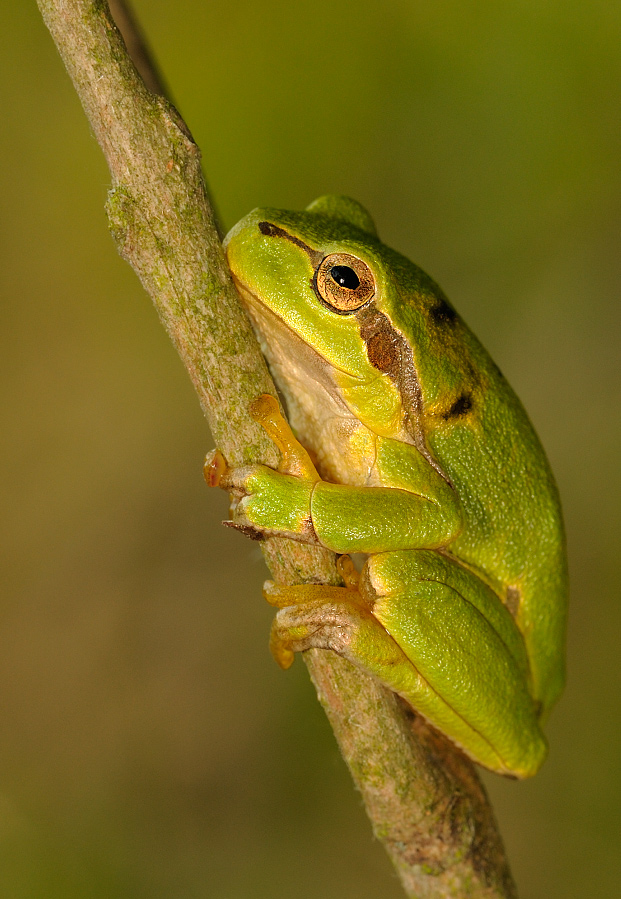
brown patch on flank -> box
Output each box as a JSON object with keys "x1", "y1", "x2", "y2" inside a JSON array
[{"x1": 355, "y1": 305, "x2": 451, "y2": 484}]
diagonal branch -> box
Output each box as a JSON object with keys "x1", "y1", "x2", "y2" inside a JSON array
[{"x1": 36, "y1": 2, "x2": 518, "y2": 896}]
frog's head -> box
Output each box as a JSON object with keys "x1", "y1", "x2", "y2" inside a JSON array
[{"x1": 224, "y1": 196, "x2": 457, "y2": 444}]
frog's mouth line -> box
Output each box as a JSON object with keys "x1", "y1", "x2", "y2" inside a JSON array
[
  {"x1": 234, "y1": 277, "x2": 384, "y2": 478},
  {"x1": 232, "y1": 276, "x2": 369, "y2": 386},
  {"x1": 233, "y1": 277, "x2": 408, "y2": 451}
]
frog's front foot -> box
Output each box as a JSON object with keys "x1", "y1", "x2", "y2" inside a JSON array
[
  {"x1": 206, "y1": 454, "x2": 318, "y2": 542},
  {"x1": 203, "y1": 396, "x2": 324, "y2": 544}
]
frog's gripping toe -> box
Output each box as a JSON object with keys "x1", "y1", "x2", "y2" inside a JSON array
[
  {"x1": 250, "y1": 394, "x2": 320, "y2": 481},
  {"x1": 269, "y1": 603, "x2": 351, "y2": 669},
  {"x1": 263, "y1": 580, "x2": 360, "y2": 609},
  {"x1": 269, "y1": 626, "x2": 296, "y2": 670},
  {"x1": 203, "y1": 449, "x2": 229, "y2": 488},
  {"x1": 222, "y1": 521, "x2": 265, "y2": 541}
]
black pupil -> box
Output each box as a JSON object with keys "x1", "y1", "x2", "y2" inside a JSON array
[{"x1": 329, "y1": 265, "x2": 360, "y2": 290}]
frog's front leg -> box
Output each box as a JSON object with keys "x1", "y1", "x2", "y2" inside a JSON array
[{"x1": 206, "y1": 395, "x2": 463, "y2": 552}]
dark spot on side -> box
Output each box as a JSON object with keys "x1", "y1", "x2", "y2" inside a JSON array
[
  {"x1": 441, "y1": 392, "x2": 473, "y2": 420},
  {"x1": 429, "y1": 298, "x2": 457, "y2": 324},
  {"x1": 505, "y1": 586, "x2": 521, "y2": 618}
]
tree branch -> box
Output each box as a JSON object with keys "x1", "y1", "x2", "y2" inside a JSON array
[{"x1": 36, "y1": 2, "x2": 518, "y2": 896}]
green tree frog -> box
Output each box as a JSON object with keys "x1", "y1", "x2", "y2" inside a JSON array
[{"x1": 209, "y1": 196, "x2": 567, "y2": 778}]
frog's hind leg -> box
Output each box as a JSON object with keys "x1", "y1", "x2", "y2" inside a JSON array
[
  {"x1": 265, "y1": 581, "x2": 433, "y2": 708},
  {"x1": 266, "y1": 550, "x2": 547, "y2": 777},
  {"x1": 366, "y1": 549, "x2": 548, "y2": 778},
  {"x1": 266, "y1": 581, "x2": 506, "y2": 770}
]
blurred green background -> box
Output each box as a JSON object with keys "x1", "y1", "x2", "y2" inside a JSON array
[{"x1": 1, "y1": 1, "x2": 620, "y2": 896}]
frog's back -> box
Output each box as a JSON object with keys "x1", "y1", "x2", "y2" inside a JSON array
[
  {"x1": 428, "y1": 349, "x2": 567, "y2": 715},
  {"x1": 383, "y1": 256, "x2": 567, "y2": 715}
]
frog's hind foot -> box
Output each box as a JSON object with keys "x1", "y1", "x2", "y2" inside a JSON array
[
  {"x1": 264, "y1": 581, "x2": 365, "y2": 668},
  {"x1": 266, "y1": 588, "x2": 418, "y2": 691}
]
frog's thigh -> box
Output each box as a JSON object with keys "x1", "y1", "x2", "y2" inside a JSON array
[{"x1": 366, "y1": 550, "x2": 547, "y2": 777}]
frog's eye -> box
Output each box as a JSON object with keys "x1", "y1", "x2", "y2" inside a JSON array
[{"x1": 314, "y1": 253, "x2": 375, "y2": 313}]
